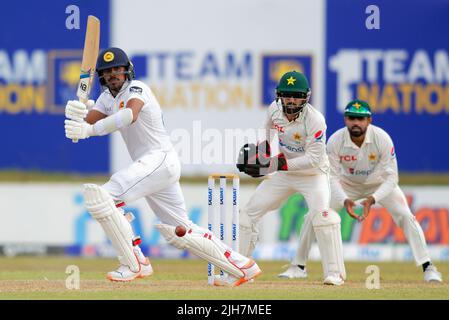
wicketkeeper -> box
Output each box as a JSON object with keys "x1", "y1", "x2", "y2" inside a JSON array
[{"x1": 236, "y1": 71, "x2": 346, "y2": 285}]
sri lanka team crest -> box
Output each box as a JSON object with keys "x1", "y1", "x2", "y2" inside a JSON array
[{"x1": 261, "y1": 54, "x2": 313, "y2": 106}]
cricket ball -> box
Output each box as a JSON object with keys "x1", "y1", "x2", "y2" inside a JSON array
[{"x1": 175, "y1": 225, "x2": 187, "y2": 237}]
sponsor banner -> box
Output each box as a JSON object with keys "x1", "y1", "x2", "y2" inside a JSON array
[
  {"x1": 1, "y1": 183, "x2": 449, "y2": 261},
  {"x1": 326, "y1": 0, "x2": 449, "y2": 172},
  {"x1": 1, "y1": 1, "x2": 110, "y2": 173},
  {"x1": 111, "y1": 0, "x2": 324, "y2": 175},
  {"x1": 255, "y1": 243, "x2": 449, "y2": 263}
]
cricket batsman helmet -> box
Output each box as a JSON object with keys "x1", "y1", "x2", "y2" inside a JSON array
[
  {"x1": 344, "y1": 99, "x2": 372, "y2": 118},
  {"x1": 96, "y1": 47, "x2": 135, "y2": 85},
  {"x1": 276, "y1": 71, "x2": 311, "y2": 117}
]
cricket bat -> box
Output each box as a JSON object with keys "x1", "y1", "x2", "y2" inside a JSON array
[{"x1": 73, "y1": 15, "x2": 100, "y2": 143}]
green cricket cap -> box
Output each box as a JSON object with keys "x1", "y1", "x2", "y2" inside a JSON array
[{"x1": 344, "y1": 99, "x2": 372, "y2": 117}]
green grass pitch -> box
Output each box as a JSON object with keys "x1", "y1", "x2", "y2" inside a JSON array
[{"x1": 0, "y1": 257, "x2": 447, "y2": 300}]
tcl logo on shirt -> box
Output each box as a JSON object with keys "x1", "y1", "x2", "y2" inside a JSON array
[
  {"x1": 273, "y1": 124, "x2": 284, "y2": 133},
  {"x1": 340, "y1": 155, "x2": 357, "y2": 162}
]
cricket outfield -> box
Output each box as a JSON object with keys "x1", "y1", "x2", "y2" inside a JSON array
[{"x1": 0, "y1": 257, "x2": 447, "y2": 300}]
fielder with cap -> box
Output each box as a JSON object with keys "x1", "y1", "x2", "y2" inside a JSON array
[
  {"x1": 64, "y1": 47, "x2": 261, "y2": 285},
  {"x1": 283, "y1": 99, "x2": 442, "y2": 283},
  {"x1": 236, "y1": 71, "x2": 346, "y2": 285}
]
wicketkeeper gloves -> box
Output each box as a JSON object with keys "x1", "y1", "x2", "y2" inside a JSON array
[{"x1": 236, "y1": 141, "x2": 288, "y2": 178}]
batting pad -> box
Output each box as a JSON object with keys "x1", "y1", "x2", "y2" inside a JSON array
[
  {"x1": 312, "y1": 210, "x2": 346, "y2": 280},
  {"x1": 83, "y1": 184, "x2": 140, "y2": 272},
  {"x1": 156, "y1": 223, "x2": 244, "y2": 278}
]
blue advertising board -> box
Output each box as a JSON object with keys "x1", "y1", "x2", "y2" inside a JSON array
[
  {"x1": 326, "y1": 0, "x2": 449, "y2": 172},
  {"x1": 261, "y1": 54, "x2": 314, "y2": 106},
  {"x1": 0, "y1": 1, "x2": 110, "y2": 173}
]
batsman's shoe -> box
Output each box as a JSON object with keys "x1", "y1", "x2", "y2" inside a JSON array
[
  {"x1": 424, "y1": 265, "x2": 442, "y2": 283},
  {"x1": 278, "y1": 265, "x2": 308, "y2": 279},
  {"x1": 323, "y1": 272, "x2": 344, "y2": 286},
  {"x1": 138, "y1": 257, "x2": 154, "y2": 279},
  {"x1": 107, "y1": 258, "x2": 153, "y2": 282},
  {"x1": 213, "y1": 259, "x2": 262, "y2": 287}
]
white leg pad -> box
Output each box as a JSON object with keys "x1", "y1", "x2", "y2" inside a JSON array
[
  {"x1": 312, "y1": 210, "x2": 346, "y2": 280},
  {"x1": 156, "y1": 223, "x2": 244, "y2": 278},
  {"x1": 83, "y1": 184, "x2": 140, "y2": 273}
]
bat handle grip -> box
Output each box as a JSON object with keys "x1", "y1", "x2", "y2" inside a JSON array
[
  {"x1": 72, "y1": 118, "x2": 81, "y2": 143},
  {"x1": 72, "y1": 120, "x2": 81, "y2": 143}
]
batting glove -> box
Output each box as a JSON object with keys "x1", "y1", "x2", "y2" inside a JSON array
[
  {"x1": 65, "y1": 100, "x2": 94, "y2": 121},
  {"x1": 65, "y1": 119, "x2": 94, "y2": 140}
]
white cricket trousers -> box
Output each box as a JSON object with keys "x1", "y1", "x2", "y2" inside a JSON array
[
  {"x1": 294, "y1": 183, "x2": 431, "y2": 266},
  {"x1": 102, "y1": 149, "x2": 253, "y2": 270},
  {"x1": 240, "y1": 171, "x2": 331, "y2": 256},
  {"x1": 102, "y1": 149, "x2": 192, "y2": 228},
  {"x1": 244, "y1": 172, "x2": 331, "y2": 222}
]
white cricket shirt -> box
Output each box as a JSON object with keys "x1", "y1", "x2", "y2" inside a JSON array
[
  {"x1": 265, "y1": 100, "x2": 330, "y2": 175},
  {"x1": 327, "y1": 124, "x2": 399, "y2": 205},
  {"x1": 93, "y1": 80, "x2": 173, "y2": 160}
]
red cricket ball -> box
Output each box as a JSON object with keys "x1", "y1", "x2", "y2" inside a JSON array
[{"x1": 175, "y1": 225, "x2": 187, "y2": 237}]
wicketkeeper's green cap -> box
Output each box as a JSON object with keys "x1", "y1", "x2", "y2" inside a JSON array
[{"x1": 344, "y1": 99, "x2": 372, "y2": 117}]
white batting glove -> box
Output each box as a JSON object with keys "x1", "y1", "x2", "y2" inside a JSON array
[
  {"x1": 65, "y1": 119, "x2": 94, "y2": 140},
  {"x1": 65, "y1": 100, "x2": 89, "y2": 121}
]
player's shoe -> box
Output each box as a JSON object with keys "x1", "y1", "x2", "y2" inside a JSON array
[
  {"x1": 323, "y1": 272, "x2": 344, "y2": 286},
  {"x1": 213, "y1": 259, "x2": 262, "y2": 287},
  {"x1": 107, "y1": 257, "x2": 153, "y2": 282},
  {"x1": 278, "y1": 265, "x2": 308, "y2": 279},
  {"x1": 137, "y1": 257, "x2": 154, "y2": 278},
  {"x1": 424, "y1": 265, "x2": 442, "y2": 283}
]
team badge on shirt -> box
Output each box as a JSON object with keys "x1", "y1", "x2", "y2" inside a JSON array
[
  {"x1": 293, "y1": 132, "x2": 301, "y2": 142},
  {"x1": 369, "y1": 153, "x2": 377, "y2": 161},
  {"x1": 119, "y1": 101, "x2": 125, "y2": 109}
]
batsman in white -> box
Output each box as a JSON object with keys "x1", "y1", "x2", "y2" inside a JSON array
[
  {"x1": 64, "y1": 47, "x2": 261, "y2": 285},
  {"x1": 284, "y1": 100, "x2": 442, "y2": 283},
  {"x1": 236, "y1": 71, "x2": 346, "y2": 285}
]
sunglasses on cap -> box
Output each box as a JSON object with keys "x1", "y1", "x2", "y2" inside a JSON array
[
  {"x1": 346, "y1": 115, "x2": 369, "y2": 120},
  {"x1": 278, "y1": 92, "x2": 308, "y2": 99}
]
